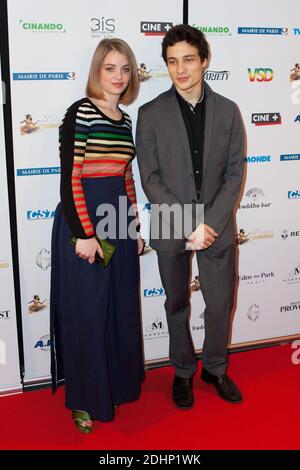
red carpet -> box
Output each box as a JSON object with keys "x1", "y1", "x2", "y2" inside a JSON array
[{"x1": 1, "y1": 343, "x2": 299, "y2": 450}]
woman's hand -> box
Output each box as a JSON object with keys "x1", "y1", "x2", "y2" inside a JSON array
[{"x1": 75, "y1": 237, "x2": 103, "y2": 264}]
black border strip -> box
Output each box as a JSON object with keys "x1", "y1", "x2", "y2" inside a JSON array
[
  {"x1": 0, "y1": 0, "x2": 25, "y2": 385},
  {"x1": 183, "y1": 0, "x2": 188, "y2": 24}
]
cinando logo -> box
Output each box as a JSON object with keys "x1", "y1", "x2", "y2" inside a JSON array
[
  {"x1": 193, "y1": 25, "x2": 231, "y2": 36},
  {"x1": 19, "y1": 20, "x2": 66, "y2": 33}
]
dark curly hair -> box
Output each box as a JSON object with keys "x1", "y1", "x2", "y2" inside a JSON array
[{"x1": 162, "y1": 24, "x2": 209, "y2": 64}]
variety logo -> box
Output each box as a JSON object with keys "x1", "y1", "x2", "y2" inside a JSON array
[
  {"x1": 244, "y1": 155, "x2": 272, "y2": 164},
  {"x1": 34, "y1": 334, "x2": 51, "y2": 351},
  {"x1": 17, "y1": 167, "x2": 60, "y2": 176},
  {"x1": 238, "y1": 27, "x2": 288, "y2": 35},
  {"x1": 247, "y1": 304, "x2": 261, "y2": 322},
  {"x1": 19, "y1": 20, "x2": 66, "y2": 33},
  {"x1": 288, "y1": 190, "x2": 300, "y2": 199},
  {"x1": 240, "y1": 188, "x2": 271, "y2": 209},
  {"x1": 144, "y1": 288, "x2": 165, "y2": 297},
  {"x1": 251, "y1": 113, "x2": 281, "y2": 126},
  {"x1": 144, "y1": 317, "x2": 168, "y2": 339},
  {"x1": 13, "y1": 72, "x2": 75, "y2": 81},
  {"x1": 29, "y1": 295, "x2": 48, "y2": 314},
  {"x1": 204, "y1": 70, "x2": 230, "y2": 81},
  {"x1": 248, "y1": 68, "x2": 273, "y2": 82},
  {"x1": 193, "y1": 25, "x2": 231, "y2": 36},
  {"x1": 140, "y1": 22, "x2": 173, "y2": 36},
  {"x1": 27, "y1": 210, "x2": 55, "y2": 220},
  {"x1": 280, "y1": 301, "x2": 300, "y2": 313},
  {"x1": 290, "y1": 63, "x2": 300, "y2": 81},
  {"x1": 283, "y1": 263, "x2": 300, "y2": 285},
  {"x1": 0, "y1": 310, "x2": 11, "y2": 320},
  {"x1": 280, "y1": 153, "x2": 300, "y2": 161},
  {"x1": 36, "y1": 249, "x2": 51, "y2": 271},
  {"x1": 281, "y1": 229, "x2": 300, "y2": 240},
  {"x1": 91, "y1": 17, "x2": 116, "y2": 37},
  {"x1": 239, "y1": 272, "x2": 274, "y2": 285}
]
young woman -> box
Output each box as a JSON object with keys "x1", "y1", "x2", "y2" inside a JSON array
[{"x1": 50, "y1": 38, "x2": 144, "y2": 433}]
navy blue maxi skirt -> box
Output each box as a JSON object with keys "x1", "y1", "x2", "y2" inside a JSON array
[{"x1": 50, "y1": 177, "x2": 144, "y2": 422}]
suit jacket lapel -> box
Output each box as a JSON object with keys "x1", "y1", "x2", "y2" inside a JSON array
[
  {"x1": 166, "y1": 87, "x2": 194, "y2": 175},
  {"x1": 202, "y1": 82, "x2": 215, "y2": 183}
]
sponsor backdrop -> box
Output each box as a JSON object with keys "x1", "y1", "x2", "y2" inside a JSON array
[
  {"x1": 189, "y1": 0, "x2": 300, "y2": 345},
  {"x1": 0, "y1": 59, "x2": 21, "y2": 395},
  {"x1": 2, "y1": 0, "x2": 300, "y2": 391}
]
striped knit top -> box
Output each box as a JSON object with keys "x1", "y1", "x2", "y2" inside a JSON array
[{"x1": 59, "y1": 98, "x2": 137, "y2": 239}]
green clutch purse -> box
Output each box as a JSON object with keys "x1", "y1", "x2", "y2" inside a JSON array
[{"x1": 69, "y1": 235, "x2": 116, "y2": 268}]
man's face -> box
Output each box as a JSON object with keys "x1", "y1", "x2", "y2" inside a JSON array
[{"x1": 166, "y1": 41, "x2": 208, "y2": 93}]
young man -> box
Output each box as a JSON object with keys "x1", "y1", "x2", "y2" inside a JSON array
[{"x1": 136, "y1": 25, "x2": 244, "y2": 409}]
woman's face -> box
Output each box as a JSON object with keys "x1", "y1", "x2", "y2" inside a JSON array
[{"x1": 99, "y1": 50, "x2": 131, "y2": 99}]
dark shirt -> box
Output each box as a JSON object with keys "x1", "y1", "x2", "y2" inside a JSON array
[{"x1": 176, "y1": 89, "x2": 206, "y2": 201}]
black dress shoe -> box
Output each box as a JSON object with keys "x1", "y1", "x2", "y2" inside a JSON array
[
  {"x1": 201, "y1": 368, "x2": 243, "y2": 403},
  {"x1": 172, "y1": 376, "x2": 194, "y2": 410}
]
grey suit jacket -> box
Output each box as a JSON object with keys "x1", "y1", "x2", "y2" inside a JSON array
[{"x1": 136, "y1": 82, "x2": 245, "y2": 251}]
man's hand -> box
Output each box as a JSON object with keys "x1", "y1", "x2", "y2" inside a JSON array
[{"x1": 185, "y1": 223, "x2": 218, "y2": 251}]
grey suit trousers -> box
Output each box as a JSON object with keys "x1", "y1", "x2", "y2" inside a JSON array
[{"x1": 157, "y1": 241, "x2": 236, "y2": 378}]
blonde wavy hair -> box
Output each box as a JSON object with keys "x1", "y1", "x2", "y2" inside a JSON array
[{"x1": 86, "y1": 38, "x2": 139, "y2": 105}]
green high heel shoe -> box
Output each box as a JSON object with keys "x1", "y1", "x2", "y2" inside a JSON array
[{"x1": 72, "y1": 410, "x2": 94, "y2": 434}]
